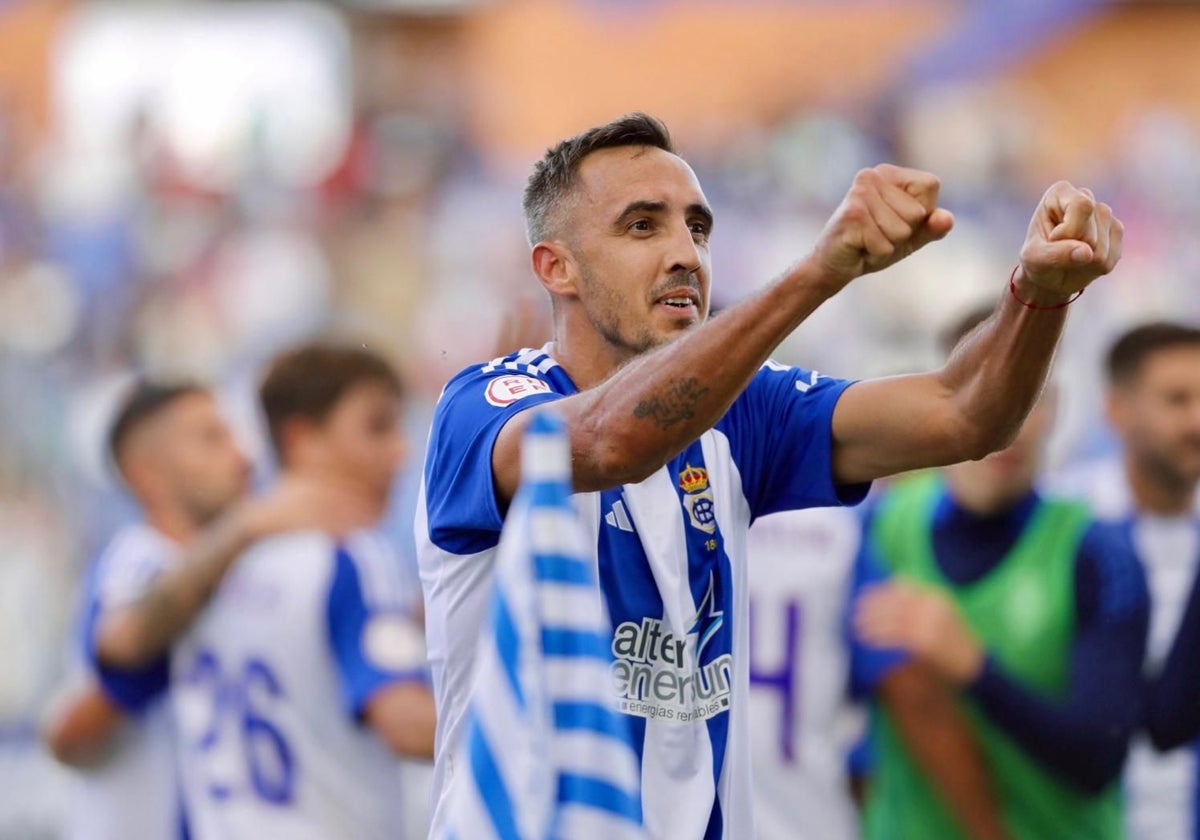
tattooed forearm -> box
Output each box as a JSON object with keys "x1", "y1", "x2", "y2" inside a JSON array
[
  {"x1": 94, "y1": 511, "x2": 255, "y2": 668},
  {"x1": 633, "y1": 377, "x2": 710, "y2": 430}
]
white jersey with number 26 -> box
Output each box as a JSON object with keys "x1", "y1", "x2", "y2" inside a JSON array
[{"x1": 170, "y1": 530, "x2": 428, "y2": 840}]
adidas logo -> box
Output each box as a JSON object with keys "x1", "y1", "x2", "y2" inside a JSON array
[{"x1": 605, "y1": 499, "x2": 634, "y2": 532}]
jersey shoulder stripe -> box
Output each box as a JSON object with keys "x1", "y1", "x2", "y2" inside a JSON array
[{"x1": 481, "y1": 347, "x2": 560, "y2": 376}]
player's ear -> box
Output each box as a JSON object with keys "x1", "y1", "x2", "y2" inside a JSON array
[
  {"x1": 121, "y1": 453, "x2": 160, "y2": 504},
  {"x1": 278, "y1": 416, "x2": 321, "y2": 469},
  {"x1": 531, "y1": 241, "x2": 578, "y2": 300},
  {"x1": 1104, "y1": 385, "x2": 1128, "y2": 434}
]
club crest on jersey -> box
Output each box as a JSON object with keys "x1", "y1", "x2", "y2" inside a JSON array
[
  {"x1": 679, "y1": 463, "x2": 716, "y2": 533},
  {"x1": 485, "y1": 374, "x2": 551, "y2": 407}
]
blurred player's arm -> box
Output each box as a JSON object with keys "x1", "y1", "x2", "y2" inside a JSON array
[
  {"x1": 879, "y1": 663, "x2": 1011, "y2": 840},
  {"x1": 41, "y1": 680, "x2": 125, "y2": 769},
  {"x1": 849, "y1": 542, "x2": 1009, "y2": 839},
  {"x1": 96, "y1": 477, "x2": 375, "y2": 669},
  {"x1": 328, "y1": 542, "x2": 436, "y2": 760},
  {"x1": 857, "y1": 530, "x2": 1149, "y2": 794},
  {"x1": 364, "y1": 683, "x2": 437, "y2": 759},
  {"x1": 493, "y1": 166, "x2": 955, "y2": 502},
  {"x1": 830, "y1": 183, "x2": 1123, "y2": 485}
]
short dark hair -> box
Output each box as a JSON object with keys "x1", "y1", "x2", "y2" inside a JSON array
[
  {"x1": 1106, "y1": 321, "x2": 1200, "y2": 386},
  {"x1": 522, "y1": 112, "x2": 676, "y2": 245},
  {"x1": 108, "y1": 381, "x2": 206, "y2": 470},
  {"x1": 939, "y1": 302, "x2": 996, "y2": 358},
  {"x1": 259, "y1": 342, "x2": 403, "y2": 457}
]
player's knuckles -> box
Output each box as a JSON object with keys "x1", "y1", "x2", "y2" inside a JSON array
[
  {"x1": 1106, "y1": 228, "x2": 1125, "y2": 270},
  {"x1": 1071, "y1": 193, "x2": 1098, "y2": 217},
  {"x1": 852, "y1": 167, "x2": 882, "y2": 191},
  {"x1": 1043, "y1": 179, "x2": 1077, "y2": 203},
  {"x1": 908, "y1": 172, "x2": 941, "y2": 206},
  {"x1": 838, "y1": 196, "x2": 870, "y2": 226}
]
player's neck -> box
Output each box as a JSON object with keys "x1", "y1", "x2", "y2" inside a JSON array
[
  {"x1": 144, "y1": 506, "x2": 200, "y2": 545},
  {"x1": 944, "y1": 472, "x2": 1030, "y2": 517},
  {"x1": 548, "y1": 325, "x2": 636, "y2": 391},
  {"x1": 1124, "y1": 453, "x2": 1197, "y2": 517}
]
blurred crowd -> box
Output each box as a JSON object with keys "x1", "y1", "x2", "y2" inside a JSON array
[{"x1": 2, "y1": 0, "x2": 1200, "y2": 836}]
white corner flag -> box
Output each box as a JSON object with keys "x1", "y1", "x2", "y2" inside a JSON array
[{"x1": 441, "y1": 410, "x2": 646, "y2": 840}]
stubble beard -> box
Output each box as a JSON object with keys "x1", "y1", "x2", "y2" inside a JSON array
[
  {"x1": 1140, "y1": 442, "x2": 1200, "y2": 500},
  {"x1": 578, "y1": 263, "x2": 663, "y2": 359}
]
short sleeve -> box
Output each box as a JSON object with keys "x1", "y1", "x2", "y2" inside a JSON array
[
  {"x1": 83, "y1": 541, "x2": 171, "y2": 713},
  {"x1": 423, "y1": 358, "x2": 565, "y2": 555},
  {"x1": 327, "y1": 541, "x2": 430, "y2": 720},
  {"x1": 717, "y1": 362, "x2": 870, "y2": 519},
  {"x1": 846, "y1": 532, "x2": 908, "y2": 696}
]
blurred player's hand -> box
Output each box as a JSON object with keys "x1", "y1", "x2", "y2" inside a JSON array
[
  {"x1": 1018, "y1": 181, "x2": 1123, "y2": 300},
  {"x1": 810, "y1": 164, "x2": 955, "y2": 288},
  {"x1": 854, "y1": 581, "x2": 984, "y2": 685},
  {"x1": 244, "y1": 475, "x2": 378, "y2": 539}
]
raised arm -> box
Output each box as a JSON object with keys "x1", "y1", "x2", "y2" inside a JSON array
[
  {"x1": 493, "y1": 165, "x2": 955, "y2": 503},
  {"x1": 831, "y1": 182, "x2": 1124, "y2": 485}
]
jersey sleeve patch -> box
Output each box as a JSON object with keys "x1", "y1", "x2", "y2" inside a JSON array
[
  {"x1": 363, "y1": 613, "x2": 428, "y2": 673},
  {"x1": 423, "y1": 361, "x2": 564, "y2": 555},
  {"x1": 485, "y1": 374, "x2": 552, "y2": 407},
  {"x1": 327, "y1": 546, "x2": 428, "y2": 720}
]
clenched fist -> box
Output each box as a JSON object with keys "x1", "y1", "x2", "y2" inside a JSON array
[
  {"x1": 811, "y1": 164, "x2": 956, "y2": 289},
  {"x1": 1018, "y1": 181, "x2": 1123, "y2": 302}
]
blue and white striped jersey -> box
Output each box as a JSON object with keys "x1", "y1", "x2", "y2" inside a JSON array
[
  {"x1": 169, "y1": 530, "x2": 428, "y2": 840},
  {"x1": 417, "y1": 346, "x2": 868, "y2": 839},
  {"x1": 76, "y1": 524, "x2": 184, "y2": 840}
]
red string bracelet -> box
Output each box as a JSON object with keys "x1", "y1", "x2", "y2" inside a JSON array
[{"x1": 1009, "y1": 265, "x2": 1083, "y2": 310}]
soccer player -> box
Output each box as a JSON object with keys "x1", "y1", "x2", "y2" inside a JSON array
[
  {"x1": 1054, "y1": 322, "x2": 1200, "y2": 840},
  {"x1": 42, "y1": 382, "x2": 252, "y2": 840},
  {"x1": 853, "y1": 310, "x2": 1150, "y2": 839},
  {"x1": 168, "y1": 344, "x2": 436, "y2": 839},
  {"x1": 747, "y1": 505, "x2": 1008, "y2": 840},
  {"x1": 417, "y1": 112, "x2": 1124, "y2": 837}
]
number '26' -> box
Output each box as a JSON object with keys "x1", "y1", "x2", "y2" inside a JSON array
[{"x1": 188, "y1": 648, "x2": 295, "y2": 805}]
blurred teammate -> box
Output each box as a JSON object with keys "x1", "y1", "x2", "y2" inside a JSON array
[
  {"x1": 166, "y1": 344, "x2": 435, "y2": 839},
  {"x1": 418, "y1": 112, "x2": 1123, "y2": 836},
  {"x1": 747, "y1": 505, "x2": 1008, "y2": 840},
  {"x1": 42, "y1": 382, "x2": 252, "y2": 840},
  {"x1": 855, "y1": 308, "x2": 1149, "y2": 839},
  {"x1": 85, "y1": 344, "x2": 435, "y2": 839},
  {"x1": 1054, "y1": 322, "x2": 1200, "y2": 840}
]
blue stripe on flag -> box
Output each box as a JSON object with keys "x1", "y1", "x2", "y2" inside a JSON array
[
  {"x1": 468, "y1": 724, "x2": 522, "y2": 840},
  {"x1": 557, "y1": 773, "x2": 643, "y2": 822},
  {"x1": 542, "y1": 628, "x2": 611, "y2": 660},
  {"x1": 494, "y1": 592, "x2": 525, "y2": 710},
  {"x1": 554, "y1": 701, "x2": 633, "y2": 740},
  {"x1": 535, "y1": 553, "x2": 592, "y2": 585}
]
